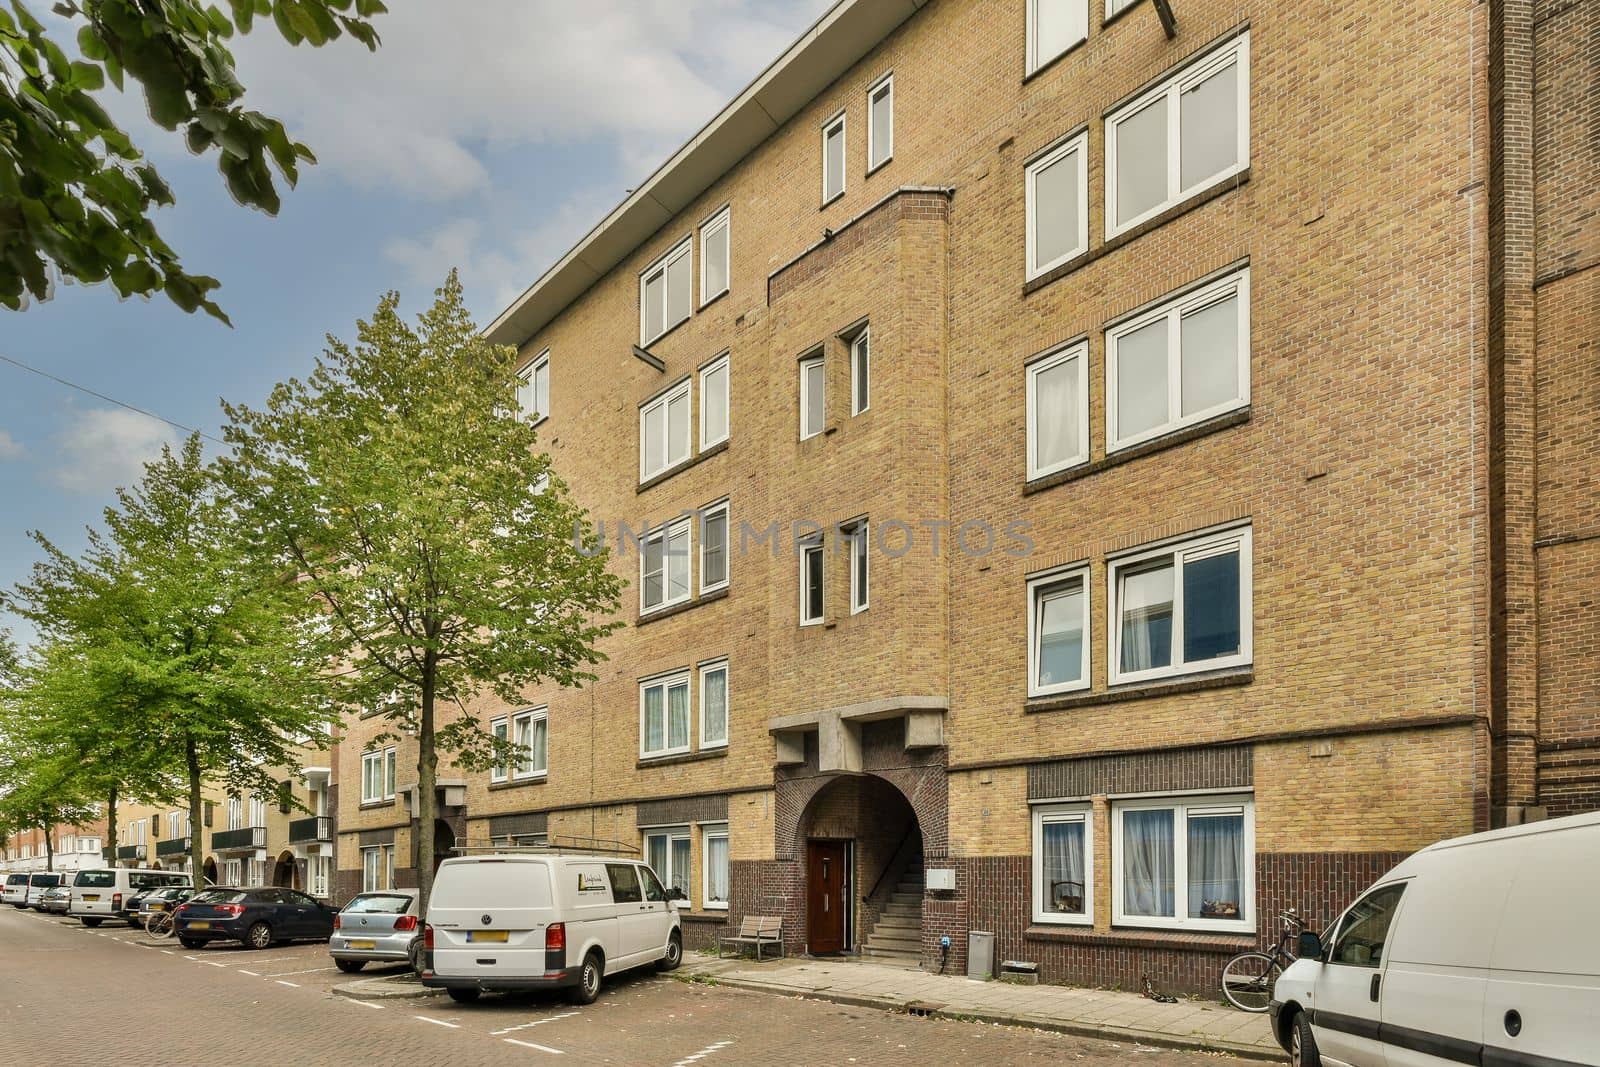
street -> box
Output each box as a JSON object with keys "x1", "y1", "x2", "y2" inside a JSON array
[{"x1": 0, "y1": 905, "x2": 1245, "y2": 1065}]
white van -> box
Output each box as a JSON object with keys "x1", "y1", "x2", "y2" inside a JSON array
[
  {"x1": 422, "y1": 852, "x2": 682, "y2": 1005},
  {"x1": 3, "y1": 873, "x2": 32, "y2": 907},
  {"x1": 1271, "y1": 810, "x2": 1600, "y2": 1067},
  {"x1": 69, "y1": 868, "x2": 192, "y2": 927}
]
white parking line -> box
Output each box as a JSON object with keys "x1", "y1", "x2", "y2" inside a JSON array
[
  {"x1": 414, "y1": 1016, "x2": 460, "y2": 1029},
  {"x1": 668, "y1": 1040, "x2": 734, "y2": 1067},
  {"x1": 504, "y1": 1039, "x2": 564, "y2": 1054},
  {"x1": 263, "y1": 966, "x2": 337, "y2": 977},
  {"x1": 348, "y1": 1000, "x2": 385, "y2": 1010},
  {"x1": 202, "y1": 961, "x2": 227, "y2": 968},
  {"x1": 275, "y1": 980, "x2": 300, "y2": 988},
  {"x1": 238, "y1": 970, "x2": 260, "y2": 976},
  {"x1": 492, "y1": 1012, "x2": 580, "y2": 1036}
]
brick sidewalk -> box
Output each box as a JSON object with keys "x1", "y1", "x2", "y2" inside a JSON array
[{"x1": 681, "y1": 953, "x2": 1281, "y2": 1061}]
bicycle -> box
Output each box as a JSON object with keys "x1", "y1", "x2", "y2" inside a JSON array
[{"x1": 1220, "y1": 909, "x2": 1303, "y2": 1012}]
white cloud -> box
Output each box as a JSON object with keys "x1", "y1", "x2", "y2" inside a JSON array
[
  {"x1": 51, "y1": 409, "x2": 178, "y2": 493},
  {"x1": 0, "y1": 429, "x2": 21, "y2": 460}
]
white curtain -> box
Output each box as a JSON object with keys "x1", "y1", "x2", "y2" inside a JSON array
[
  {"x1": 670, "y1": 837, "x2": 692, "y2": 898},
  {"x1": 1041, "y1": 821, "x2": 1085, "y2": 914},
  {"x1": 647, "y1": 836, "x2": 668, "y2": 883},
  {"x1": 703, "y1": 670, "x2": 727, "y2": 745},
  {"x1": 1122, "y1": 809, "x2": 1175, "y2": 917},
  {"x1": 1187, "y1": 814, "x2": 1243, "y2": 919},
  {"x1": 530, "y1": 718, "x2": 548, "y2": 774},
  {"x1": 1034, "y1": 357, "x2": 1079, "y2": 470},
  {"x1": 645, "y1": 687, "x2": 665, "y2": 752},
  {"x1": 706, "y1": 836, "x2": 730, "y2": 905},
  {"x1": 667, "y1": 683, "x2": 689, "y2": 749},
  {"x1": 1119, "y1": 561, "x2": 1174, "y2": 672}
]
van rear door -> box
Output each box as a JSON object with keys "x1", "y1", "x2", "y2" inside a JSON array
[{"x1": 428, "y1": 859, "x2": 555, "y2": 979}]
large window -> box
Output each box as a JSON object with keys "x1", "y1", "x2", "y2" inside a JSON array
[
  {"x1": 1025, "y1": 132, "x2": 1088, "y2": 278},
  {"x1": 867, "y1": 73, "x2": 893, "y2": 171},
  {"x1": 1112, "y1": 795, "x2": 1254, "y2": 932},
  {"x1": 822, "y1": 111, "x2": 846, "y2": 204},
  {"x1": 640, "y1": 673, "x2": 692, "y2": 759},
  {"x1": 1108, "y1": 524, "x2": 1251, "y2": 685},
  {"x1": 700, "y1": 500, "x2": 729, "y2": 594},
  {"x1": 640, "y1": 379, "x2": 691, "y2": 481},
  {"x1": 1106, "y1": 267, "x2": 1250, "y2": 450},
  {"x1": 799, "y1": 352, "x2": 825, "y2": 440},
  {"x1": 850, "y1": 327, "x2": 870, "y2": 416},
  {"x1": 1106, "y1": 33, "x2": 1249, "y2": 236},
  {"x1": 702, "y1": 824, "x2": 730, "y2": 909},
  {"x1": 1032, "y1": 805, "x2": 1093, "y2": 924},
  {"x1": 800, "y1": 537, "x2": 824, "y2": 626},
  {"x1": 644, "y1": 827, "x2": 692, "y2": 900},
  {"x1": 1027, "y1": 565, "x2": 1090, "y2": 696},
  {"x1": 700, "y1": 354, "x2": 729, "y2": 449},
  {"x1": 361, "y1": 747, "x2": 396, "y2": 804},
  {"x1": 1026, "y1": 340, "x2": 1088, "y2": 478},
  {"x1": 640, "y1": 517, "x2": 692, "y2": 615},
  {"x1": 847, "y1": 520, "x2": 869, "y2": 614},
  {"x1": 640, "y1": 237, "x2": 692, "y2": 345},
  {"x1": 512, "y1": 707, "x2": 548, "y2": 780},
  {"x1": 517, "y1": 350, "x2": 550, "y2": 423},
  {"x1": 700, "y1": 207, "x2": 730, "y2": 306},
  {"x1": 699, "y1": 659, "x2": 729, "y2": 750},
  {"x1": 1027, "y1": 0, "x2": 1087, "y2": 76}
]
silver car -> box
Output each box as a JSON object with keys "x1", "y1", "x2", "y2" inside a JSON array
[{"x1": 329, "y1": 889, "x2": 421, "y2": 973}]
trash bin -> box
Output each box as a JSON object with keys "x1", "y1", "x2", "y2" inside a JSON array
[{"x1": 967, "y1": 930, "x2": 995, "y2": 980}]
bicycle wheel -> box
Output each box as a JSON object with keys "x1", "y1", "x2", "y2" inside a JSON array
[
  {"x1": 145, "y1": 911, "x2": 175, "y2": 939},
  {"x1": 1220, "y1": 951, "x2": 1281, "y2": 1012}
]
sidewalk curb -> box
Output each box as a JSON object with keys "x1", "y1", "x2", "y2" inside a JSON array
[
  {"x1": 331, "y1": 975, "x2": 445, "y2": 1000},
  {"x1": 683, "y1": 971, "x2": 1282, "y2": 1063}
]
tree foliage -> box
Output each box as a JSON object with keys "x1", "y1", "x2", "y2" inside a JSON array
[
  {"x1": 223, "y1": 273, "x2": 623, "y2": 907},
  {"x1": 0, "y1": 0, "x2": 384, "y2": 321}
]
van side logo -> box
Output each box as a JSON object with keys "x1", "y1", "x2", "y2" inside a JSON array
[
  {"x1": 480, "y1": 914, "x2": 492, "y2": 926},
  {"x1": 577, "y1": 872, "x2": 606, "y2": 893}
]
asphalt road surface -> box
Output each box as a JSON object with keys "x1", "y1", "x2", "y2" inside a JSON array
[{"x1": 0, "y1": 904, "x2": 1245, "y2": 1065}]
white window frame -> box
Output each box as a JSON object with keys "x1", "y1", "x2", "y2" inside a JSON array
[
  {"x1": 1026, "y1": 0, "x2": 1088, "y2": 76},
  {"x1": 821, "y1": 110, "x2": 847, "y2": 205},
  {"x1": 643, "y1": 826, "x2": 692, "y2": 900},
  {"x1": 1105, "y1": 267, "x2": 1251, "y2": 451},
  {"x1": 699, "y1": 499, "x2": 729, "y2": 595},
  {"x1": 1025, "y1": 340, "x2": 1090, "y2": 479},
  {"x1": 490, "y1": 716, "x2": 510, "y2": 783},
  {"x1": 224, "y1": 858, "x2": 242, "y2": 886},
  {"x1": 701, "y1": 823, "x2": 730, "y2": 910},
  {"x1": 699, "y1": 207, "x2": 730, "y2": 307},
  {"x1": 227, "y1": 796, "x2": 243, "y2": 830},
  {"x1": 1031, "y1": 803, "x2": 1094, "y2": 925},
  {"x1": 799, "y1": 353, "x2": 825, "y2": 440},
  {"x1": 512, "y1": 706, "x2": 548, "y2": 781},
  {"x1": 1025, "y1": 131, "x2": 1089, "y2": 279},
  {"x1": 1027, "y1": 564, "x2": 1092, "y2": 697},
  {"x1": 247, "y1": 795, "x2": 266, "y2": 827},
  {"x1": 639, "y1": 516, "x2": 693, "y2": 615},
  {"x1": 846, "y1": 519, "x2": 869, "y2": 614},
  {"x1": 698, "y1": 659, "x2": 729, "y2": 751},
  {"x1": 640, "y1": 237, "x2": 692, "y2": 346},
  {"x1": 360, "y1": 746, "x2": 397, "y2": 803},
  {"x1": 1106, "y1": 0, "x2": 1138, "y2": 15},
  {"x1": 640, "y1": 378, "x2": 692, "y2": 481},
  {"x1": 1111, "y1": 793, "x2": 1255, "y2": 933},
  {"x1": 518, "y1": 349, "x2": 550, "y2": 424},
  {"x1": 699, "y1": 353, "x2": 730, "y2": 450},
  {"x1": 639, "y1": 672, "x2": 692, "y2": 760},
  {"x1": 866, "y1": 72, "x2": 893, "y2": 172},
  {"x1": 1104, "y1": 33, "x2": 1250, "y2": 239},
  {"x1": 800, "y1": 538, "x2": 825, "y2": 626},
  {"x1": 1107, "y1": 523, "x2": 1253, "y2": 686},
  {"x1": 849, "y1": 327, "x2": 870, "y2": 416}
]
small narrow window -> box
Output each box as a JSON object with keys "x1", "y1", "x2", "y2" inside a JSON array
[
  {"x1": 700, "y1": 501, "x2": 729, "y2": 594},
  {"x1": 491, "y1": 715, "x2": 509, "y2": 782},
  {"x1": 700, "y1": 354, "x2": 729, "y2": 449},
  {"x1": 640, "y1": 379, "x2": 692, "y2": 481},
  {"x1": 847, "y1": 520, "x2": 869, "y2": 614},
  {"x1": 700, "y1": 208, "x2": 730, "y2": 306},
  {"x1": 640, "y1": 517, "x2": 692, "y2": 615},
  {"x1": 1025, "y1": 132, "x2": 1088, "y2": 279},
  {"x1": 1026, "y1": 340, "x2": 1088, "y2": 478},
  {"x1": 1027, "y1": 0, "x2": 1087, "y2": 75},
  {"x1": 799, "y1": 353, "x2": 826, "y2": 440},
  {"x1": 702, "y1": 825, "x2": 730, "y2": 908},
  {"x1": 867, "y1": 74, "x2": 893, "y2": 171},
  {"x1": 517, "y1": 350, "x2": 550, "y2": 422},
  {"x1": 699, "y1": 660, "x2": 728, "y2": 749},
  {"x1": 850, "y1": 328, "x2": 870, "y2": 415},
  {"x1": 822, "y1": 111, "x2": 846, "y2": 204},
  {"x1": 1032, "y1": 805, "x2": 1093, "y2": 924},
  {"x1": 513, "y1": 707, "x2": 548, "y2": 779},
  {"x1": 800, "y1": 538, "x2": 824, "y2": 625},
  {"x1": 1028, "y1": 566, "x2": 1090, "y2": 696},
  {"x1": 640, "y1": 238, "x2": 693, "y2": 345},
  {"x1": 1105, "y1": 0, "x2": 1138, "y2": 16}
]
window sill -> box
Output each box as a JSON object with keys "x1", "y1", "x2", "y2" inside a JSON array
[
  {"x1": 820, "y1": 191, "x2": 846, "y2": 211},
  {"x1": 1022, "y1": 408, "x2": 1250, "y2": 496},
  {"x1": 1024, "y1": 667, "x2": 1253, "y2": 714},
  {"x1": 1023, "y1": 168, "x2": 1252, "y2": 297},
  {"x1": 1023, "y1": 925, "x2": 1254, "y2": 955},
  {"x1": 1101, "y1": 2, "x2": 1141, "y2": 31},
  {"x1": 357, "y1": 801, "x2": 396, "y2": 811},
  {"x1": 679, "y1": 910, "x2": 731, "y2": 923},
  {"x1": 1022, "y1": 37, "x2": 1086, "y2": 85},
  {"x1": 698, "y1": 288, "x2": 730, "y2": 313},
  {"x1": 637, "y1": 438, "x2": 729, "y2": 494},
  {"x1": 637, "y1": 585, "x2": 729, "y2": 627},
  {"x1": 641, "y1": 315, "x2": 691, "y2": 353},
  {"x1": 637, "y1": 748, "x2": 728, "y2": 771},
  {"x1": 487, "y1": 776, "x2": 548, "y2": 793},
  {"x1": 865, "y1": 156, "x2": 892, "y2": 179}
]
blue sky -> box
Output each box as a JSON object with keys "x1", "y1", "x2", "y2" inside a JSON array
[{"x1": 0, "y1": 1, "x2": 830, "y2": 651}]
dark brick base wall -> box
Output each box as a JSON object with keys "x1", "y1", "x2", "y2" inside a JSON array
[{"x1": 679, "y1": 914, "x2": 729, "y2": 952}]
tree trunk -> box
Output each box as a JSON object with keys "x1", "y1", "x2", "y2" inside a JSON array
[
  {"x1": 105, "y1": 785, "x2": 118, "y2": 869},
  {"x1": 44, "y1": 822, "x2": 55, "y2": 872},
  {"x1": 417, "y1": 651, "x2": 438, "y2": 915},
  {"x1": 186, "y1": 736, "x2": 204, "y2": 886}
]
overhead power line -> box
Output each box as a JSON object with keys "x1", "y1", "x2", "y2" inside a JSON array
[{"x1": 0, "y1": 351, "x2": 226, "y2": 446}]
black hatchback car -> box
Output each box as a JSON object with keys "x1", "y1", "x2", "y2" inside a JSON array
[{"x1": 174, "y1": 887, "x2": 337, "y2": 950}]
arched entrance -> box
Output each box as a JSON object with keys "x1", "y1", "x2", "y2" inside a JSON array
[
  {"x1": 272, "y1": 850, "x2": 297, "y2": 889},
  {"x1": 201, "y1": 857, "x2": 218, "y2": 887},
  {"x1": 432, "y1": 819, "x2": 455, "y2": 876},
  {"x1": 795, "y1": 775, "x2": 922, "y2": 960}
]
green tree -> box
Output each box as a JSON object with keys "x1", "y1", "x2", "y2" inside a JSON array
[
  {"x1": 0, "y1": 743, "x2": 101, "y2": 872},
  {"x1": 222, "y1": 273, "x2": 623, "y2": 909},
  {"x1": 1, "y1": 0, "x2": 385, "y2": 321},
  {"x1": 7, "y1": 436, "x2": 338, "y2": 889}
]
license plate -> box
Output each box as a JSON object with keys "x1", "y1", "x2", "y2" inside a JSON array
[
  {"x1": 84, "y1": 895, "x2": 100, "y2": 902},
  {"x1": 188, "y1": 921, "x2": 210, "y2": 930},
  {"x1": 348, "y1": 940, "x2": 376, "y2": 950},
  {"x1": 467, "y1": 930, "x2": 508, "y2": 944},
  {"x1": 150, "y1": 904, "x2": 166, "y2": 912}
]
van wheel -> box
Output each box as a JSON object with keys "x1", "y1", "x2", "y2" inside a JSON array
[
  {"x1": 1290, "y1": 1011, "x2": 1321, "y2": 1067},
  {"x1": 81, "y1": 917, "x2": 102, "y2": 928},
  {"x1": 657, "y1": 930, "x2": 682, "y2": 972},
  {"x1": 569, "y1": 951, "x2": 603, "y2": 1005},
  {"x1": 335, "y1": 959, "x2": 366, "y2": 973},
  {"x1": 246, "y1": 922, "x2": 273, "y2": 950},
  {"x1": 447, "y1": 987, "x2": 480, "y2": 1004}
]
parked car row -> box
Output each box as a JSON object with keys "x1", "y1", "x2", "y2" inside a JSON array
[{"x1": 4, "y1": 871, "x2": 64, "y2": 910}]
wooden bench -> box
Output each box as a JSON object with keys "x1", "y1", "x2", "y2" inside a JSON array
[{"x1": 717, "y1": 915, "x2": 784, "y2": 961}]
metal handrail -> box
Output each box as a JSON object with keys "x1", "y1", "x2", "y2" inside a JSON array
[
  {"x1": 864, "y1": 826, "x2": 920, "y2": 902},
  {"x1": 451, "y1": 834, "x2": 640, "y2": 858}
]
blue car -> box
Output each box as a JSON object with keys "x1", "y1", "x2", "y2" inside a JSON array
[{"x1": 175, "y1": 886, "x2": 337, "y2": 950}]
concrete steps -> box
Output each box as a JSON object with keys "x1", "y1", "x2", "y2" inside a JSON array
[{"x1": 859, "y1": 860, "x2": 924, "y2": 969}]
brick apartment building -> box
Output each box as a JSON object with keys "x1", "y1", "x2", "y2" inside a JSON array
[
  {"x1": 1, "y1": 815, "x2": 107, "y2": 875},
  {"x1": 335, "y1": 0, "x2": 1598, "y2": 991}
]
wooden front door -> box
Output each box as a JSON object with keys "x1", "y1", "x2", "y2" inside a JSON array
[{"x1": 806, "y1": 840, "x2": 849, "y2": 954}]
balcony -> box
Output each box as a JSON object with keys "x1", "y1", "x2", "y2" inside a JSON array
[
  {"x1": 210, "y1": 826, "x2": 266, "y2": 852},
  {"x1": 116, "y1": 844, "x2": 147, "y2": 861},
  {"x1": 288, "y1": 816, "x2": 331, "y2": 844},
  {"x1": 155, "y1": 838, "x2": 189, "y2": 859}
]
